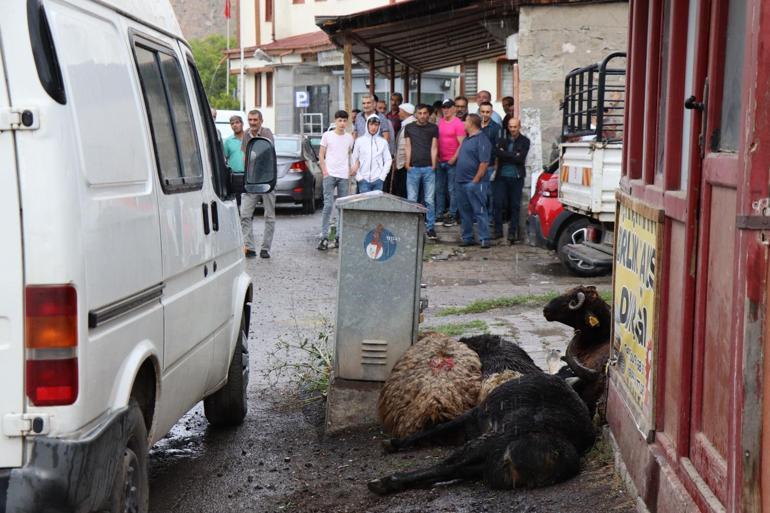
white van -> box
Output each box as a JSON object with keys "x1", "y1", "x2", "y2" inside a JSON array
[{"x1": 0, "y1": 1, "x2": 275, "y2": 512}]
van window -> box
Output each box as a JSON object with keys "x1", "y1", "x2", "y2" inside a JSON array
[
  {"x1": 187, "y1": 57, "x2": 229, "y2": 199},
  {"x1": 134, "y1": 42, "x2": 203, "y2": 192}
]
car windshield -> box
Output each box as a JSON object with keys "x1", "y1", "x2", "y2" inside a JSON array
[{"x1": 274, "y1": 137, "x2": 301, "y2": 156}]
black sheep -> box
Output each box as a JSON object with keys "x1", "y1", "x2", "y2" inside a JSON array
[
  {"x1": 459, "y1": 334, "x2": 542, "y2": 377},
  {"x1": 368, "y1": 373, "x2": 595, "y2": 494},
  {"x1": 542, "y1": 286, "x2": 611, "y2": 417}
]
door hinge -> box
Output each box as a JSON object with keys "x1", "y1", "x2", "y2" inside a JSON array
[
  {"x1": 2, "y1": 413, "x2": 51, "y2": 437},
  {"x1": 0, "y1": 108, "x2": 40, "y2": 131},
  {"x1": 737, "y1": 198, "x2": 770, "y2": 245}
]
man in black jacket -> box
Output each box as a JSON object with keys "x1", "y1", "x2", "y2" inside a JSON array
[{"x1": 494, "y1": 118, "x2": 530, "y2": 242}]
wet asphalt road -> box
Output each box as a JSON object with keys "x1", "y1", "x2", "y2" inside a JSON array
[{"x1": 148, "y1": 207, "x2": 626, "y2": 513}]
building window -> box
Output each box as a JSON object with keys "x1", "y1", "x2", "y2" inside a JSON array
[
  {"x1": 461, "y1": 62, "x2": 478, "y2": 99},
  {"x1": 293, "y1": 0, "x2": 304, "y2": 3},
  {"x1": 265, "y1": 0, "x2": 273, "y2": 22},
  {"x1": 266, "y1": 72, "x2": 273, "y2": 107},
  {"x1": 255, "y1": 72, "x2": 262, "y2": 107},
  {"x1": 497, "y1": 60, "x2": 515, "y2": 99}
]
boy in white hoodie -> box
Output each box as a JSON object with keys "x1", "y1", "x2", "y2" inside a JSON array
[{"x1": 352, "y1": 114, "x2": 392, "y2": 193}]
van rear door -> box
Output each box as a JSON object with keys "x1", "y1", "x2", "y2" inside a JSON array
[{"x1": 0, "y1": 35, "x2": 26, "y2": 467}]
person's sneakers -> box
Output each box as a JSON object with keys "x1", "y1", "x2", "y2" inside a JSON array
[
  {"x1": 317, "y1": 238, "x2": 329, "y2": 251},
  {"x1": 259, "y1": 249, "x2": 270, "y2": 259},
  {"x1": 491, "y1": 231, "x2": 503, "y2": 240},
  {"x1": 426, "y1": 229, "x2": 438, "y2": 240},
  {"x1": 245, "y1": 250, "x2": 257, "y2": 258},
  {"x1": 459, "y1": 240, "x2": 477, "y2": 247},
  {"x1": 442, "y1": 217, "x2": 456, "y2": 227},
  {"x1": 334, "y1": 237, "x2": 340, "y2": 248},
  {"x1": 480, "y1": 240, "x2": 491, "y2": 249}
]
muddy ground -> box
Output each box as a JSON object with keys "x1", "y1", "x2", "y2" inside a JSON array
[{"x1": 148, "y1": 209, "x2": 634, "y2": 513}]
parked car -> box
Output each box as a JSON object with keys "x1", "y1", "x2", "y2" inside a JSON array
[
  {"x1": 0, "y1": 1, "x2": 275, "y2": 511},
  {"x1": 274, "y1": 134, "x2": 324, "y2": 214},
  {"x1": 527, "y1": 170, "x2": 605, "y2": 276}
]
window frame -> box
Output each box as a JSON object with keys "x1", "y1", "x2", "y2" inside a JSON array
[
  {"x1": 460, "y1": 61, "x2": 478, "y2": 100},
  {"x1": 130, "y1": 32, "x2": 204, "y2": 194},
  {"x1": 255, "y1": 72, "x2": 262, "y2": 107},
  {"x1": 266, "y1": 71, "x2": 273, "y2": 107}
]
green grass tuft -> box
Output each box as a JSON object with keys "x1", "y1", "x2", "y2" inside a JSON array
[
  {"x1": 436, "y1": 289, "x2": 614, "y2": 317},
  {"x1": 427, "y1": 320, "x2": 489, "y2": 337}
]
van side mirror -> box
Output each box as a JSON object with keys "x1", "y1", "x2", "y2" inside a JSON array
[{"x1": 230, "y1": 137, "x2": 277, "y2": 195}]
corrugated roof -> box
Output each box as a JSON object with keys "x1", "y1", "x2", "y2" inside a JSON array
[
  {"x1": 316, "y1": 0, "x2": 621, "y2": 73},
  {"x1": 224, "y1": 30, "x2": 335, "y2": 59}
]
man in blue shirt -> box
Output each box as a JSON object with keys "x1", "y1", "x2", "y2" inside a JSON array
[
  {"x1": 223, "y1": 115, "x2": 245, "y2": 172},
  {"x1": 479, "y1": 102, "x2": 500, "y2": 224},
  {"x1": 454, "y1": 114, "x2": 492, "y2": 248}
]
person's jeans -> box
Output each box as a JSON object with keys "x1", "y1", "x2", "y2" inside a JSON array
[
  {"x1": 493, "y1": 174, "x2": 525, "y2": 240},
  {"x1": 240, "y1": 191, "x2": 276, "y2": 251},
  {"x1": 357, "y1": 179, "x2": 384, "y2": 193},
  {"x1": 436, "y1": 162, "x2": 457, "y2": 219},
  {"x1": 456, "y1": 181, "x2": 490, "y2": 243},
  {"x1": 406, "y1": 166, "x2": 436, "y2": 230},
  {"x1": 321, "y1": 176, "x2": 349, "y2": 239}
]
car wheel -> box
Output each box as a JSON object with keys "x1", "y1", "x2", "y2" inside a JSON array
[
  {"x1": 204, "y1": 313, "x2": 249, "y2": 426},
  {"x1": 302, "y1": 183, "x2": 316, "y2": 215},
  {"x1": 556, "y1": 217, "x2": 609, "y2": 277},
  {"x1": 108, "y1": 399, "x2": 149, "y2": 513}
]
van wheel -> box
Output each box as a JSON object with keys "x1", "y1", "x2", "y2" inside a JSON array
[
  {"x1": 204, "y1": 316, "x2": 249, "y2": 426},
  {"x1": 108, "y1": 399, "x2": 149, "y2": 513},
  {"x1": 302, "y1": 184, "x2": 317, "y2": 215},
  {"x1": 556, "y1": 218, "x2": 608, "y2": 278}
]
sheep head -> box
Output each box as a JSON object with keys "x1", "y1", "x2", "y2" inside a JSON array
[{"x1": 542, "y1": 286, "x2": 609, "y2": 333}]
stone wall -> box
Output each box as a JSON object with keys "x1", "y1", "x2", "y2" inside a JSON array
[
  {"x1": 518, "y1": 2, "x2": 629, "y2": 162},
  {"x1": 169, "y1": 0, "x2": 228, "y2": 41}
]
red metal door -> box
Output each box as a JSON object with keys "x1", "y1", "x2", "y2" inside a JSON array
[{"x1": 687, "y1": 0, "x2": 746, "y2": 507}]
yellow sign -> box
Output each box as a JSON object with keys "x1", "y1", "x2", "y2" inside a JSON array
[{"x1": 612, "y1": 198, "x2": 661, "y2": 437}]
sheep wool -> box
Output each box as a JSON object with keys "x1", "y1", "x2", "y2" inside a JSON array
[
  {"x1": 478, "y1": 370, "x2": 522, "y2": 402},
  {"x1": 378, "y1": 332, "x2": 482, "y2": 438}
]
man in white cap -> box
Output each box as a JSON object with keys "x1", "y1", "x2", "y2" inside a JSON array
[{"x1": 389, "y1": 102, "x2": 416, "y2": 197}]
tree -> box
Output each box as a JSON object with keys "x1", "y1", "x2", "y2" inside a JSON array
[{"x1": 189, "y1": 34, "x2": 239, "y2": 110}]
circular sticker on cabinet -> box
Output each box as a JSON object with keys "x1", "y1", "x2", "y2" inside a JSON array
[{"x1": 364, "y1": 224, "x2": 397, "y2": 262}]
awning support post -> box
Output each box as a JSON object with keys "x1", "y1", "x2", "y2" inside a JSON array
[
  {"x1": 344, "y1": 36, "x2": 352, "y2": 115},
  {"x1": 390, "y1": 58, "x2": 396, "y2": 98},
  {"x1": 369, "y1": 47, "x2": 376, "y2": 97},
  {"x1": 404, "y1": 65, "x2": 410, "y2": 103},
  {"x1": 417, "y1": 72, "x2": 422, "y2": 104}
]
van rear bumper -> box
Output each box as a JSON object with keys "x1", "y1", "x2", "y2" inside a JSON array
[{"x1": 1, "y1": 406, "x2": 131, "y2": 513}]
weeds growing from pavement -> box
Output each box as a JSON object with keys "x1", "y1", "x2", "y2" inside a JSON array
[
  {"x1": 427, "y1": 319, "x2": 489, "y2": 337},
  {"x1": 263, "y1": 315, "x2": 334, "y2": 402},
  {"x1": 436, "y1": 290, "x2": 613, "y2": 317}
]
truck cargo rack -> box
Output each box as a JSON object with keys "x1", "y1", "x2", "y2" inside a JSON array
[{"x1": 561, "y1": 52, "x2": 626, "y2": 142}]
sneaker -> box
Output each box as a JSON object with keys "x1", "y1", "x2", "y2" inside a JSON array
[
  {"x1": 426, "y1": 229, "x2": 438, "y2": 240},
  {"x1": 480, "y1": 240, "x2": 491, "y2": 249},
  {"x1": 259, "y1": 249, "x2": 270, "y2": 259},
  {"x1": 442, "y1": 218, "x2": 456, "y2": 227},
  {"x1": 245, "y1": 250, "x2": 257, "y2": 258},
  {"x1": 317, "y1": 238, "x2": 329, "y2": 251},
  {"x1": 334, "y1": 237, "x2": 339, "y2": 248},
  {"x1": 459, "y1": 240, "x2": 477, "y2": 247}
]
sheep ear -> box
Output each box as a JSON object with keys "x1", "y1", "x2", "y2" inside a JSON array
[{"x1": 585, "y1": 311, "x2": 600, "y2": 328}]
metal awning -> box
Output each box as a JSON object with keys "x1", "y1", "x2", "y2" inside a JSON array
[{"x1": 316, "y1": 0, "x2": 519, "y2": 74}]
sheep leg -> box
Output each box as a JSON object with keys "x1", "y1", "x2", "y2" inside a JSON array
[
  {"x1": 369, "y1": 436, "x2": 493, "y2": 495},
  {"x1": 383, "y1": 409, "x2": 480, "y2": 452}
]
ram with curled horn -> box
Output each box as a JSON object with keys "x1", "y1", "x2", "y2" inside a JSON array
[{"x1": 543, "y1": 286, "x2": 611, "y2": 417}]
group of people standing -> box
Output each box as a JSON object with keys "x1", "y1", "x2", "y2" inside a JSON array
[{"x1": 317, "y1": 90, "x2": 530, "y2": 250}]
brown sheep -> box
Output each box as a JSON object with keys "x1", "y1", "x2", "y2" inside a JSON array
[{"x1": 378, "y1": 332, "x2": 482, "y2": 438}]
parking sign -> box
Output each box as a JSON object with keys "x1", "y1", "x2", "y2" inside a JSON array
[{"x1": 295, "y1": 91, "x2": 310, "y2": 108}]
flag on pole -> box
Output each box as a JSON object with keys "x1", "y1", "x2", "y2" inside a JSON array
[{"x1": 224, "y1": 0, "x2": 231, "y2": 19}]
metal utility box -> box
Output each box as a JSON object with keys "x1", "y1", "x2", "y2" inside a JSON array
[{"x1": 334, "y1": 191, "x2": 426, "y2": 382}]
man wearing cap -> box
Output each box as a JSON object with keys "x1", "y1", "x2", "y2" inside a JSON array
[
  {"x1": 390, "y1": 102, "x2": 416, "y2": 198},
  {"x1": 405, "y1": 104, "x2": 439, "y2": 240},
  {"x1": 352, "y1": 114, "x2": 392, "y2": 193},
  {"x1": 455, "y1": 113, "x2": 492, "y2": 248},
  {"x1": 354, "y1": 94, "x2": 391, "y2": 144},
  {"x1": 437, "y1": 98, "x2": 466, "y2": 227}
]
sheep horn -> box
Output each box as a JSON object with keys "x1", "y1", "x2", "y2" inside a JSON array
[
  {"x1": 564, "y1": 332, "x2": 600, "y2": 381},
  {"x1": 569, "y1": 291, "x2": 586, "y2": 310}
]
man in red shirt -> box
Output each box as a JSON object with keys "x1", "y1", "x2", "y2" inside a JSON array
[{"x1": 436, "y1": 99, "x2": 466, "y2": 226}]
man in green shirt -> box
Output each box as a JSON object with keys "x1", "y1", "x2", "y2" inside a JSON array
[{"x1": 223, "y1": 115, "x2": 245, "y2": 172}]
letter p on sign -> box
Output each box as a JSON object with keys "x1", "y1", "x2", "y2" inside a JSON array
[{"x1": 295, "y1": 91, "x2": 310, "y2": 108}]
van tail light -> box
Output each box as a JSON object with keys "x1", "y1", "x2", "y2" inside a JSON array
[
  {"x1": 289, "y1": 161, "x2": 308, "y2": 173},
  {"x1": 25, "y1": 285, "x2": 78, "y2": 406}
]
